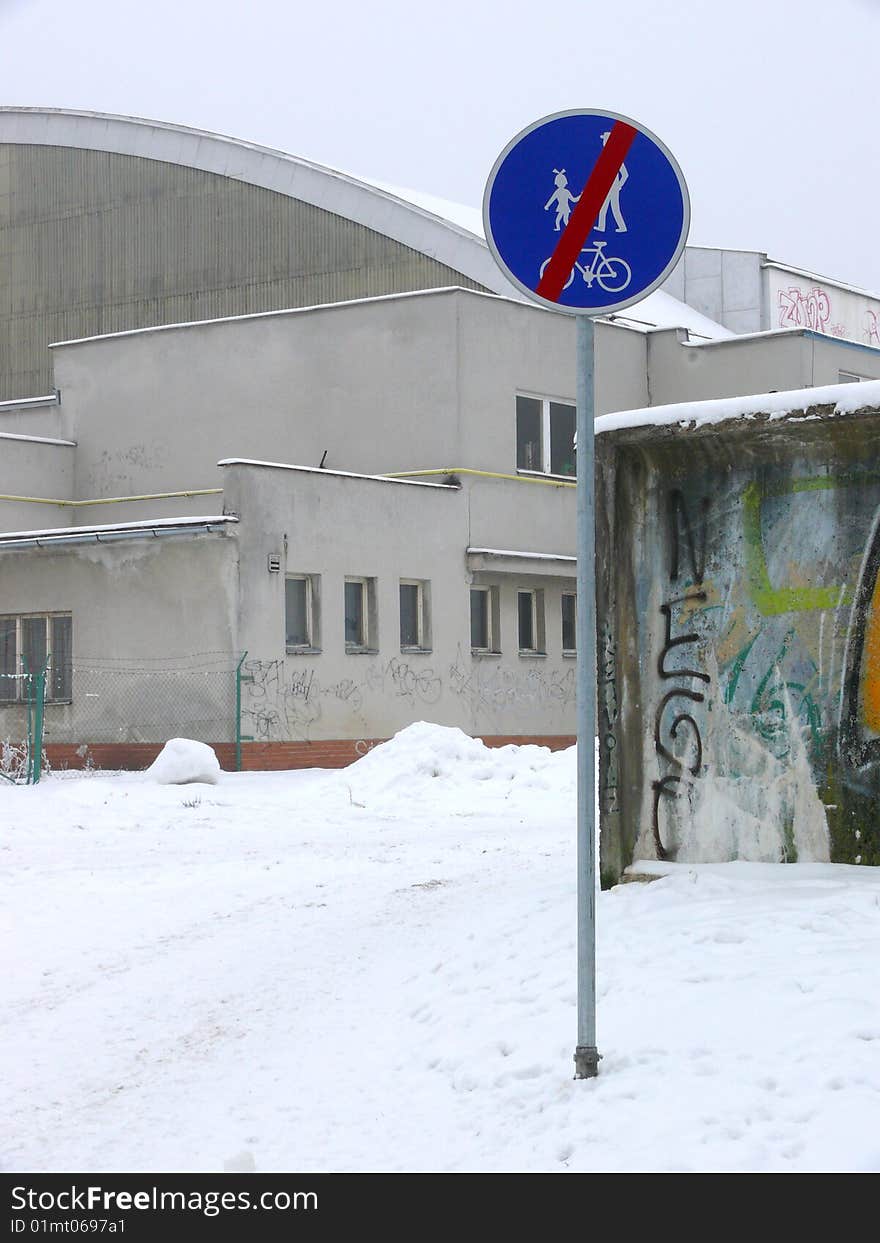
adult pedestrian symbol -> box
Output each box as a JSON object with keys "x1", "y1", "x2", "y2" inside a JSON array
[{"x1": 483, "y1": 109, "x2": 690, "y2": 316}]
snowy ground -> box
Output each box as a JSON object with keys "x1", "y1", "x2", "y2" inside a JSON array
[{"x1": 3, "y1": 723, "x2": 879, "y2": 1173}]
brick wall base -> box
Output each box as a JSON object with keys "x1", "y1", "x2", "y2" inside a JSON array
[{"x1": 44, "y1": 735, "x2": 576, "y2": 774}]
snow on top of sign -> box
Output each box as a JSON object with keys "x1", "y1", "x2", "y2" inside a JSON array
[{"x1": 596, "y1": 377, "x2": 880, "y2": 435}]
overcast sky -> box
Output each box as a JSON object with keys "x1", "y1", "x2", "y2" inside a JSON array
[{"x1": 1, "y1": 0, "x2": 878, "y2": 293}]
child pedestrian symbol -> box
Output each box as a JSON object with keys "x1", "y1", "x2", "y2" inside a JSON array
[{"x1": 544, "y1": 169, "x2": 580, "y2": 232}]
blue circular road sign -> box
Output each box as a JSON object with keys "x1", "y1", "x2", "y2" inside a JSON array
[{"x1": 483, "y1": 109, "x2": 690, "y2": 316}]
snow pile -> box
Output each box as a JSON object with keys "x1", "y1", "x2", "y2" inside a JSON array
[
  {"x1": 143, "y1": 738, "x2": 221, "y2": 785},
  {"x1": 341, "y1": 721, "x2": 575, "y2": 813}
]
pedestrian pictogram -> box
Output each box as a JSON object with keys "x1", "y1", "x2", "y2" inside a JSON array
[{"x1": 483, "y1": 109, "x2": 690, "y2": 316}]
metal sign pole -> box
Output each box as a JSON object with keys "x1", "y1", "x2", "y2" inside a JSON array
[
  {"x1": 482, "y1": 107, "x2": 689, "y2": 1084},
  {"x1": 574, "y1": 313, "x2": 600, "y2": 1079}
]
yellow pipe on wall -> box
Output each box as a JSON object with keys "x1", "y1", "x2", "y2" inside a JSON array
[
  {"x1": 383, "y1": 467, "x2": 576, "y2": 488},
  {"x1": 0, "y1": 488, "x2": 223, "y2": 507}
]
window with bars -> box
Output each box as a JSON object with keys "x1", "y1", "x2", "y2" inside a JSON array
[{"x1": 0, "y1": 614, "x2": 72, "y2": 702}]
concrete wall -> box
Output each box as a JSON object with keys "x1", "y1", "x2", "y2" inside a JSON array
[
  {"x1": 647, "y1": 327, "x2": 880, "y2": 407},
  {"x1": 51, "y1": 291, "x2": 469, "y2": 518},
  {"x1": 49, "y1": 289, "x2": 642, "y2": 530},
  {"x1": 597, "y1": 394, "x2": 880, "y2": 884},
  {"x1": 663, "y1": 248, "x2": 764, "y2": 335},
  {"x1": 0, "y1": 436, "x2": 75, "y2": 529},
  {"x1": 0, "y1": 531, "x2": 239, "y2": 747},
  {"x1": 222, "y1": 461, "x2": 577, "y2": 744},
  {"x1": 663, "y1": 247, "x2": 880, "y2": 343},
  {"x1": 766, "y1": 265, "x2": 880, "y2": 343}
]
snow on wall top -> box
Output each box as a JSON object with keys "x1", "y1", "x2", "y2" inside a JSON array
[
  {"x1": 595, "y1": 377, "x2": 880, "y2": 436},
  {"x1": 0, "y1": 515, "x2": 237, "y2": 542}
]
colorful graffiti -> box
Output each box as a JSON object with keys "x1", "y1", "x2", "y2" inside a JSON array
[{"x1": 613, "y1": 449, "x2": 880, "y2": 870}]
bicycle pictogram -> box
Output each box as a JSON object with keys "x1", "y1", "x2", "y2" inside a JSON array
[{"x1": 539, "y1": 239, "x2": 632, "y2": 293}]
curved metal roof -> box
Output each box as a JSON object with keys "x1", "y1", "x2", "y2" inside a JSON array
[
  {"x1": 0, "y1": 106, "x2": 729, "y2": 338},
  {"x1": 0, "y1": 106, "x2": 521, "y2": 298}
]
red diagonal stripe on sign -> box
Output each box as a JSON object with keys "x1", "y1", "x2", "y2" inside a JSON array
[{"x1": 536, "y1": 120, "x2": 637, "y2": 302}]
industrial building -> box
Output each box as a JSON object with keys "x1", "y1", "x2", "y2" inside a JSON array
[{"x1": 2, "y1": 108, "x2": 880, "y2": 769}]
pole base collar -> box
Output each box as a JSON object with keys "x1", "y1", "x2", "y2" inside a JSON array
[{"x1": 573, "y1": 1045, "x2": 601, "y2": 1079}]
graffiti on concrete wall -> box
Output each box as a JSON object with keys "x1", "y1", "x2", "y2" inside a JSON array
[
  {"x1": 651, "y1": 491, "x2": 711, "y2": 859},
  {"x1": 241, "y1": 647, "x2": 576, "y2": 742},
  {"x1": 448, "y1": 646, "x2": 575, "y2": 722},
  {"x1": 769, "y1": 272, "x2": 880, "y2": 346},
  {"x1": 777, "y1": 285, "x2": 832, "y2": 333},
  {"x1": 599, "y1": 621, "x2": 619, "y2": 814},
  {"x1": 867, "y1": 310, "x2": 880, "y2": 348},
  {"x1": 629, "y1": 459, "x2": 880, "y2": 867},
  {"x1": 838, "y1": 507, "x2": 880, "y2": 799},
  {"x1": 241, "y1": 656, "x2": 443, "y2": 742}
]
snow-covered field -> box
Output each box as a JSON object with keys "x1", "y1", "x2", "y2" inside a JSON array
[{"x1": 3, "y1": 723, "x2": 879, "y2": 1173}]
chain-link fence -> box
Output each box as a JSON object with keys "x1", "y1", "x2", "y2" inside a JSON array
[{"x1": 1, "y1": 652, "x2": 248, "y2": 782}]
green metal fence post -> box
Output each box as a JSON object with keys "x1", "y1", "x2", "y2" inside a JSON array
[
  {"x1": 31, "y1": 664, "x2": 46, "y2": 784},
  {"x1": 235, "y1": 651, "x2": 248, "y2": 772}
]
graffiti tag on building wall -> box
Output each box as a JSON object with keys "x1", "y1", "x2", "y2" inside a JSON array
[
  {"x1": 777, "y1": 285, "x2": 831, "y2": 332},
  {"x1": 241, "y1": 656, "x2": 443, "y2": 742}
]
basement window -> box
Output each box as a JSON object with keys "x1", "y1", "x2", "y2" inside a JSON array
[{"x1": 0, "y1": 613, "x2": 72, "y2": 703}]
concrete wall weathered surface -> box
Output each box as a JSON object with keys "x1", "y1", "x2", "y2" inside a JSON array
[
  {"x1": 0, "y1": 530, "x2": 239, "y2": 747},
  {"x1": 663, "y1": 246, "x2": 880, "y2": 344},
  {"x1": 222, "y1": 461, "x2": 579, "y2": 745},
  {"x1": 597, "y1": 382, "x2": 880, "y2": 884}
]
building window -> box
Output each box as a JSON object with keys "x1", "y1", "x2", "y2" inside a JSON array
[
  {"x1": 839, "y1": 370, "x2": 867, "y2": 383},
  {"x1": 470, "y1": 586, "x2": 499, "y2": 653},
  {"x1": 516, "y1": 395, "x2": 576, "y2": 478},
  {"x1": 517, "y1": 589, "x2": 545, "y2": 654},
  {"x1": 0, "y1": 613, "x2": 72, "y2": 702},
  {"x1": 400, "y1": 580, "x2": 430, "y2": 651},
  {"x1": 562, "y1": 592, "x2": 577, "y2": 654},
  {"x1": 345, "y1": 577, "x2": 377, "y2": 652},
  {"x1": 285, "y1": 575, "x2": 320, "y2": 651}
]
